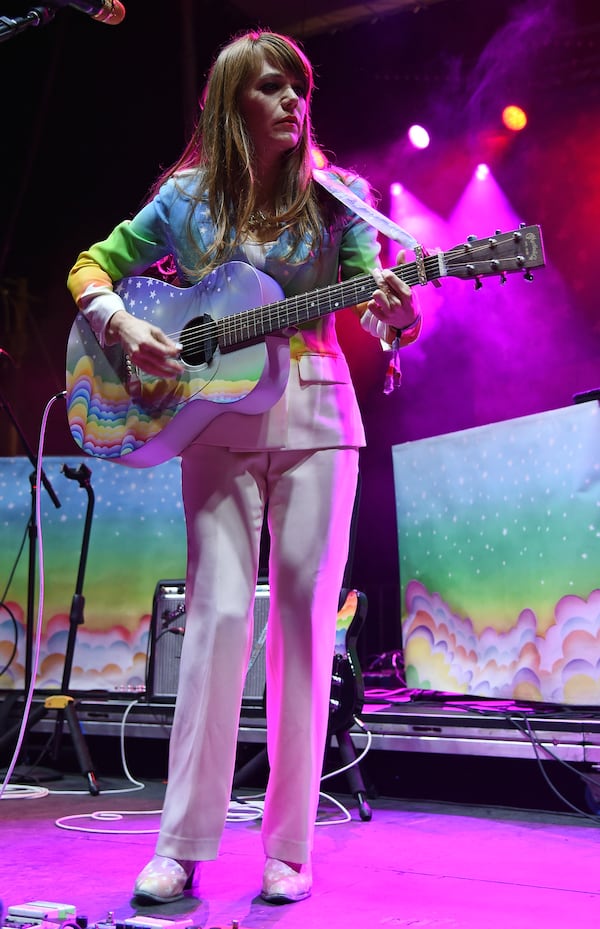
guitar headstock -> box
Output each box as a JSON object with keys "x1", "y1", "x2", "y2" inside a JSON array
[{"x1": 443, "y1": 224, "x2": 545, "y2": 284}]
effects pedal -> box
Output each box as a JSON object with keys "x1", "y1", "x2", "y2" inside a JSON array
[
  {"x1": 3, "y1": 902, "x2": 81, "y2": 929},
  {"x1": 7, "y1": 906, "x2": 77, "y2": 923}
]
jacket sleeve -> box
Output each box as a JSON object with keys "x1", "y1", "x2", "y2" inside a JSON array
[
  {"x1": 66, "y1": 209, "x2": 170, "y2": 306},
  {"x1": 66, "y1": 192, "x2": 175, "y2": 344}
]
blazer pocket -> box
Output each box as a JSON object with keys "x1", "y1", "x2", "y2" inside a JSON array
[{"x1": 298, "y1": 353, "x2": 351, "y2": 385}]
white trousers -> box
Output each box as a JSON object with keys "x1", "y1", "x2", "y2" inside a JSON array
[{"x1": 155, "y1": 444, "x2": 359, "y2": 864}]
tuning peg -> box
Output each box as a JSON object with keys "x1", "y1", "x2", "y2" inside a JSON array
[
  {"x1": 495, "y1": 229, "x2": 501, "y2": 236},
  {"x1": 474, "y1": 278, "x2": 483, "y2": 290},
  {"x1": 489, "y1": 260, "x2": 508, "y2": 284},
  {"x1": 524, "y1": 271, "x2": 534, "y2": 282}
]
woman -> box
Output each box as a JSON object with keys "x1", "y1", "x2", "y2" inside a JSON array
[{"x1": 67, "y1": 29, "x2": 421, "y2": 905}]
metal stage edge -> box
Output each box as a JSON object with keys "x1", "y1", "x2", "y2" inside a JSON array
[{"x1": 11, "y1": 690, "x2": 600, "y2": 765}]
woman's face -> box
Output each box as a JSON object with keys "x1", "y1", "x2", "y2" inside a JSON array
[{"x1": 239, "y1": 53, "x2": 308, "y2": 168}]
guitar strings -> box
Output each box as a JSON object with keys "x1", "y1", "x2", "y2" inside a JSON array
[
  {"x1": 160, "y1": 258, "x2": 429, "y2": 354},
  {"x1": 158, "y1": 238, "x2": 522, "y2": 356}
]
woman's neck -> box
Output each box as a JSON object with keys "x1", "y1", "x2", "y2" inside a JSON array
[{"x1": 252, "y1": 152, "x2": 284, "y2": 209}]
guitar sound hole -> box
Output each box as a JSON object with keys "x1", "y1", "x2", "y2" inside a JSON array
[{"x1": 180, "y1": 314, "x2": 218, "y2": 365}]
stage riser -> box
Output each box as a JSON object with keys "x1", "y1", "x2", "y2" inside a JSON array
[{"x1": 20, "y1": 697, "x2": 600, "y2": 763}]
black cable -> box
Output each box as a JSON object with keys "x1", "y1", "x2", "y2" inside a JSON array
[
  {"x1": 1, "y1": 517, "x2": 28, "y2": 605},
  {"x1": 509, "y1": 713, "x2": 600, "y2": 824},
  {"x1": 0, "y1": 602, "x2": 18, "y2": 677}
]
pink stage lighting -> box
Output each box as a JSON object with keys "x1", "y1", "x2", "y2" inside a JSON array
[{"x1": 407, "y1": 125, "x2": 430, "y2": 149}]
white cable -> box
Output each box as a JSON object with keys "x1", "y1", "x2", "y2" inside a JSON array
[
  {"x1": 316, "y1": 790, "x2": 352, "y2": 824},
  {"x1": 320, "y1": 717, "x2": 373, "y2": 782},
  {"x1": 0, "y1": 783, "x2": 49, "y2": 799},
  {"x1": 55, "y1": 808, "x2": 163, "y2": 834},
  {"x1": 226, "y1": 798, "x2": 264, "y2": 822},
  {"x1": 0, "y1": 391, "x2": 63, "y2": 800},
  {"x1": 118, "y1": 698, "x2": 148, "y2": 789},
  {"x1": 315, "y1": 718, "x2": 373, "y2": 824}
]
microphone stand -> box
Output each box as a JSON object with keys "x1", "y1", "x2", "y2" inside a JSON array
[
  {"x1": 46, "y1": 462, "x2": 99, "y2": 795},
  {"x1": 0, "y1": 5, "x2": 57, "y2": 43}
]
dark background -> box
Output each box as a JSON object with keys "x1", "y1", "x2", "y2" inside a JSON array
[{"x1": 1, "y1": 0, "x2": 598, "y2": 662}]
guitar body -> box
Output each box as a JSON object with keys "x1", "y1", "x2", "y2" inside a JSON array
[
  {"x1": 329, "y1": 588, "x2": 368, "y2": 734},
  {"x1": 66, "y1": 262, "x2": 290, "y2": 467}
]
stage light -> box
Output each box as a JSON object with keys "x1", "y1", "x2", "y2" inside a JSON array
[
  {"x1": 476, "y1": 163, "x2": 490, "y2": 181},
  {"x1": 390, "y1": 182, "x2": 403, "y2": 197},
  {"x1": 407, "y1": 124, "x2": 430, "y2": 150},
  {"x1": 502, "y1": 105, "x2": 528, "y2": 132}
]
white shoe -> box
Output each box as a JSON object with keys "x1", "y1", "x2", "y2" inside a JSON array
[
  {"x1": 261, "y1": 857, "x2": 312, "y2": 904},
  {"x1": 133, "y1": 855, "x2": 196, "y2": 903}
]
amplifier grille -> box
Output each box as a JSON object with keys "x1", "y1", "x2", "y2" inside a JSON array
[{"x1": 147, "y1": 579, "x2": 269, "y2": 706}]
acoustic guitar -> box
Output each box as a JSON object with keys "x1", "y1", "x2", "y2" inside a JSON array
[{"x1": 66, "y1": 225, "x2": 545, "y2": 467}]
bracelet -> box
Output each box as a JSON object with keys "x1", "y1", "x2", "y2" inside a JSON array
[{"x1": 391, "y1": 312, "x2": 422, "y2": 336}]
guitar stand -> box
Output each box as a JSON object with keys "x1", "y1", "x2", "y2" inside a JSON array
[
  {"x1": 326, "y1": 587, "x2": 373, "y2": 821},
  {"x1": 329, "y1": 723, "x2": 372, "y2": 822},
  {"x1": 233, "y1": 719, "x2": 373, "y2": 821},
  {"x1": 233, "y1": 726, "x2": 373, "y2": 822}
]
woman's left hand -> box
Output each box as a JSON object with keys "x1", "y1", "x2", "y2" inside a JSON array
[{"x1": 368, "y1": 251, "x2": 419, "y2": 331}]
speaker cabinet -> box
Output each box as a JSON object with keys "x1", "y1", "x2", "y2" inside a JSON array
[{"x1": 147, "y1": 579, "x2": 269, "y2": 707}]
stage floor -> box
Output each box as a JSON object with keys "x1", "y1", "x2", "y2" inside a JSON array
[
  {"x1": 2, "y1": 773, "x2": 600, "y2": 929},
  {"x1": 4, "y1": 687, "x2": 600, "y2": 928}
]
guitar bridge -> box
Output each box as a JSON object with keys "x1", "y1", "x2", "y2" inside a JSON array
[{"x1": 124, "y1": 354, "x2": 144, "y2": 401}]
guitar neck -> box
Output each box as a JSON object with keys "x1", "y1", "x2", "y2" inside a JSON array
[
  {"x1": 217, "y1": 223, "x2": 544, "y2": 349},
  {"x1": 218, "y1": 258, "x2": 430, "y2": 349}
]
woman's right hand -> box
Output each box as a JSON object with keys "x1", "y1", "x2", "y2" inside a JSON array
[{"x1": 107, "y1": 310, "x2": 184, "y2": 377}]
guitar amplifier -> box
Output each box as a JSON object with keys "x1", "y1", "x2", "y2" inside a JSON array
[{"x1": 147, "y1": 579, "x2": 270, "y2": 706}]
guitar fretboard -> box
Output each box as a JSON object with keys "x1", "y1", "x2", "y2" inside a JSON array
[{"x1": 217, "y1": 264, "x2": 417, "y2": 348}]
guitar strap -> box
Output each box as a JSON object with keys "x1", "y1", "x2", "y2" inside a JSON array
[
  {"x1": 312, "y1": 167, "x2": 418, "y2": 394},
  {"x1": 312, "y1": 167, "x2": 420, "y2": 250}
]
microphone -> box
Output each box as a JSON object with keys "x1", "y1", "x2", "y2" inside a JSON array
[{"x1": 54, "y1": 1, "x2": 126, "y2": 25}]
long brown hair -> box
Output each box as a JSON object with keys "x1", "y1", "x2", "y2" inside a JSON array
[{"x1": 149, "y1": 30, "x2": 333, "y2": 279}]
